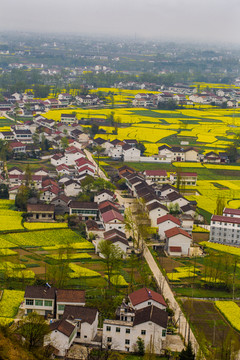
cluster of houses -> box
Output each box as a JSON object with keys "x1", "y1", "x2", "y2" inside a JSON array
[
  {"x1": 117, "y1": 165, "x2": 202, "y2": 257},
  {"x1": 22, "y1": 285, "x2": 168, "y2": 357},
  {"x1": 94, "y1": 138, "x2": 230, "y2": 164},
  {"x1": 132, "y1": 87, "x2": 240, "y2": 108},
  {"x1": 0, "y1": 91, "x2": 101, "y2": 113}
]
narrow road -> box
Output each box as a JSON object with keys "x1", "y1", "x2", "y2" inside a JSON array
[{"x1": 84, "y1": 149, "x2": 109, "y2": 181}]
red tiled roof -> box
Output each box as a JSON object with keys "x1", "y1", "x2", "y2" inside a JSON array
[
  {"x1": 129, "y1": 287, "x2": 166, "y2": 307},
  {"x1": 211, "y1": 215, "x2": 240, "y2": 224},
  {"x1": 101, "y1": 210, "x2": 124, "y2": 223},
  {"x1": 157, "y1": 214, "x2": 181, "y2": 226},
  {"x1": 56, "y1": 289, "x2": 85, "y2": 303},
  {"x1": 223, "y1": 208, "x2": 240, "y2": 216},
  {"x1": 165, "y1": 226, "x2": 192, "y2": 239}
]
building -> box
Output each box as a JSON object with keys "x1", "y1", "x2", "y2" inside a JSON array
[
  {"x1": 102, "y1": 305, "x2": 167, "y2": 354},
  {"x1": 210, "y1": 214, "x2": 240, "y2": 245},
  {"x1": 157, "y1": 214, "x2": 181, "y2": 239},
  {"x1": 128, "y1": 287, "x2": 167, "y2": 311},
  {"x1": 56, "y1": 289, "x2": 85, "y2": 319},
  {"x1": 24, "y1": 285, "x2": 55, "y2": 316},
  {"x1": 27, "y1": 204, "x2": 55, "y2": 222},
  {"x1": 165, "y1": 227, "x2": 192, "y2": 256},
  {"x1": 69, "y1": 201, "x2": 98, "y2": 220}
]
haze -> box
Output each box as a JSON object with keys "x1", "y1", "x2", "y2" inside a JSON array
[{"x1": 1, "y1": 0, "x2": 240, "y2": 44}]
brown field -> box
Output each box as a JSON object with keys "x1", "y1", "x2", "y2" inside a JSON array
[{"x1": 181, "y1": 299, "x2": 240, "y2": 357}]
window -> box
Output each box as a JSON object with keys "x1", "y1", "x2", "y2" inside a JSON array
[
  {"x1": 141, "y1": 330, "x2": 146, "y2": 335},
  {"x1": 44, "y1": 300, "x2": 52, "y2": 307},
  {"x1": 126, "y1": 329, "x2": 130, "y2": 334},
  {"x1": 26, "y1": 299, "x2": 34, "y2": 306},
  {"x1": 148, "y1": 301, "x2": 151, "y2": 305},
  {"x1": 58, "y1": 305, "x2": 65, "y2": 311},
  {"x1": 116, "y1": 327, "x2": 120, "y2": 333},
  {"x1": 106, "y1": 326, "x2": 111, "y2": 332},
  {"x1": 107, "y1": 337, "x2": 112, "y2": 343},
  {"x1": 35, "y1": 300, "x2": 43, "y2": 306},
  {"x1": 125, "y1": 339, "x2": 130, "y2": 345},
  {"x1": 162, "y1": 329, "x2": 166, "y2": 337},
  {"x1": 27, "y1": 309, "x2": 32, "y2": 314}
]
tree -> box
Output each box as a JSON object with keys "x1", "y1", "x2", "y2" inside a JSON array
[
  {"x1": 136, "y1": 337, "x2": 145, "y2": 355},
  {"x1": 0, "y1": 184, "x2": 8, "y2": 199},
  {"x1": 18, "y1": 312, "x2": 50, "y2": 350},
  {"x1": 98, "y1": 240, "x2": 123, "y2": 288},
  {"x1": 215, "y1": 195, "x2": 226, "y2": 215},
  {"x1": 60, "y1": 136, "x2": 69, "y2": 150},
  {"x1": 15, "y1": 185, "x2": 32, "y2": 211},
  {"x1": 33, "y1": 85, "x2": 50, "y2": 98},
  {"x1": 136, "y1": 142, "x2": 146, "y2": 155},
  {"x1": 90, "y1": 123, "x2": 99, "y2": 137},
  {"x1": 179, "y1": 342, "x2": 195, "y2": 360}
]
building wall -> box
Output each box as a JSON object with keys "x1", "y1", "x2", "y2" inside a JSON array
[
  {"x1": 167, "y1": 234, "x2": 191, "y2": 256},
  {"x1": 210, "y1": 220, "x2": 240, "y2": 245},
  {"x1": 102, "y1": 321, "x2": 166, "y2": 354},
  {"x1": 158, "y1": 221, "x2": 180, "y2": 239}
]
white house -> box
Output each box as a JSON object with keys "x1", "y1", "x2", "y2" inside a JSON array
[
  {"x1": 147, "y1": 202, "x2": 168, "y2": 227},
  {"x1": 45, "y1": 319, "x2": 77, "y2": 357},
  {"x1": 102, "y1": 305, "x2": 168, "y2": 354},
  {"x1": 64, "y1": 180, "x2": 82, "y2": 197},
  {"x1": 94, "y1": 189, "x2": 115, "y2": 204},
  {"x1": 101, "y1": 210, "x2": 125, "y2": 232},
  {"x1": 157, "y1": 214, "x2": 181, "y2": 239},
  {"x1": 123, "y1": 145, "x2": 141, "y2": 162},
  {"x1": 143, "y1": 170, "x2": 168, "y2": 185},
  {"x1": 23, "y1": 285, "x2": 55, "y2": 316},
  {"x1": 63, "y1": 305, "x2": 99, "y2": 344},
  {"x1": 165, "y1": 227, "x2": 192, "y2": 256}
]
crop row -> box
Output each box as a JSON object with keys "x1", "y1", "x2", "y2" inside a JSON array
[{"x1": 215, "y1": 301, "x2": 240, "y2": 332}]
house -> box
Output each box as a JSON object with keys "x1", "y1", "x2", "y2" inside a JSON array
[
  {"x1": 167, "y1": 191, "x2": 190, "y2": 208},
  {"x1": 180, "y1": 214, "x2": 194, "y2": 234},
  {"x1": 184, "y1": 148, "x2": 199, "y2": 162},
  {"x1": 45, "y1": 319, "x2": 77, "y2": 357},
  {"x1": 128, "y1": 287, "x2": 167, "y2": 311},
  {"x1": 34, "y1": 168, "x2": 49, "y2": 177},
  {"x1": 64, "y1": 180, "x2": 81, "y2": 197},
  {"x1": 8, "y1": 166, "x2": 24, "y2": 176},
  {"x1": 56, "y1": 289, "x2": 85, "y2": 319},
  {"x1": 69, "y1": 201, "x2": 98, "y2": 220},
  {"x1": 9, "y1": 141, "x2": 26, "y2": 153},
  {"x1": 122, "y1": 145, "x2": 141, "y2": 162},
  {"x1": 24, "y1": 285, "x2": 55, "y2": 316},
  {"x1": 27, "y1": 204, "x2": 55, "y2": 222},
  {"x1": 210, "y1": 213, "x2": 240, "y2": 245},
  {"x1": 40, "y1": 185, "x2": 61, "y2": 202},
  {"x1": 63, "y1": 305, "x2": 99, "y2": 344},
  {"x1": 143, "y1": 170, "x2": 168, "y2": 185},
  {"x1": 93, "y1": 229, "x2": 129, "y2": 257},
  {"x1": 12, "y1": 128, "x2": 33, "y2": 143},
  {"x1": 61, "y1": 114, "x2": 77, "y2": 125},
  {"x1": 101, "y1": 209, "x2": 125, "y2": 232},
  {"x1": 170, "y1": 172, "x2": 197, "y2": 186},
  {"x1": 51, "y1": 194, "x2": 71, "y2": 215},
  {"x1": 94, "y1": 189, "x2": 115, "y2": 204},
  {"x1": 157, "y1": 214, "x2": 181, "y2": 239},
  {"x1": 102, "y1": 305, "x2": 167, "y2": 354},
  {"x1": 165, "y1": 227, "x2": 192, "y2": 256},
  {"x1": 147, "y1": 202, "x2": 168, "y2": 227},
  {"x1": 223, "y1": 208, "x2": 240, "y2": 218},
  {"x1": 0, "y1": 131, "x2": 15, "y2": 141}
]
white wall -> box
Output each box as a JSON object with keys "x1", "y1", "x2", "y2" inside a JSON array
[{"x1": 158, "y1": 221, "x2": 180, "y2": 239}]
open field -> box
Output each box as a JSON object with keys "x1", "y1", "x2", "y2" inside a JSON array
[
  {"x1": 181, "y1": 299, "x2": 240, "y2": 357},
  {"x1": 44, "y1": 103, "x2": 240, "y2": 155}
]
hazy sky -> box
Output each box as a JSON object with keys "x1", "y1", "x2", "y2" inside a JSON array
[{"x1": 1, "y1": 0, "x2": 239, "y2": 43}]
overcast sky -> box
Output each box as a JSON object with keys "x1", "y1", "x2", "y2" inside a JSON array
[{"x1": 1, "y1": 0, "x2": 239, "y2": 44}]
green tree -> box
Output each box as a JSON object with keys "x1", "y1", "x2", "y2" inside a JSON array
[
  {"x1": 136, "y1": 337, "x2": 145, "y2": 355},
  {"x1": 179, "y1": 342, "x2": 195, "y2": 360},
  {"x1": 60, "y1": 136, "x2": 69, "y2": 150},
  {"x1": 98, "y1": 240, "x2": 123, "y2": 288},
  {"x1": 18, "y1": 312, "x2": 50, "y2": 350}
]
